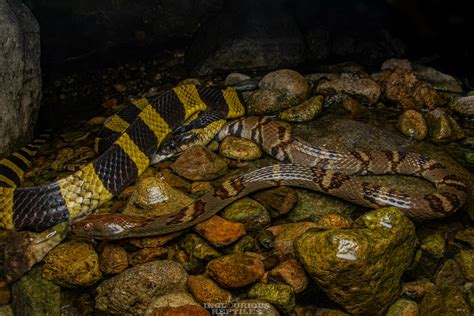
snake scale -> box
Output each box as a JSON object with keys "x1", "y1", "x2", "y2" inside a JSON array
[
  {"x1": 0, "y1": 84, "x2": 470, "y2": 237},
  {"x1": 0, "y1": 84, "x2": 244, "y2": 231},
  {"x1": 71, "y1": 116, "x2": 470, "y2": 239}
]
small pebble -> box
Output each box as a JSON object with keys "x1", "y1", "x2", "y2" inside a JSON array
[
  {"x1": 206, "y1": 253, "x2": 265, "y2": 288},
  {"x1": 219, "y1": 136, "x2": 262, "y2": 160},
  {"x1": 99, "y1": 244, "x2": 129, "y2": 275},
  {"x1": 194, "y1": 215, "x2": 246, "y2": 247}
]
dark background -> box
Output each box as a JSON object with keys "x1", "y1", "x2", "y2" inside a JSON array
[{"x1": 24, "y1": 0, "x2": 473, "y2": 81}]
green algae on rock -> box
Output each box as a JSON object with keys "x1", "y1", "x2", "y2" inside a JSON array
[
  {"x1": 95, "y1": 260, "x2": 188, "y2": 315},
  {"x1": 11, "y1": 266, "x2": 61, "y2": 316},
  {"x1": 295, "y1": 207, "x2": 416, "y2": 315},
  {"x1": 248, "y1": 283, "x2": 295, "y2": 314},
  {"x1": 385, "y1": 298, "x2": 419, "y2": 316},
  {"x1": 179, "y1": 234, "x2": 221, "y2": 261},
  {"x1": 278, "y1": 95, "x2": 323, "y2": 122},
  {"x1": 42, "y1": 240, "x2": 102, "y2": 288},
  {"x1": 219, "y1": 136, "x2": 262, "y2": 161},
  {"x1": 221, "y1": 197, "x2": 271, "y2": 231}
]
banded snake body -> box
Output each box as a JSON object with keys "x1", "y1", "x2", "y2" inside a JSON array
[{"x1": 0, "y1": 84, "x2": 470, "y2": 238}]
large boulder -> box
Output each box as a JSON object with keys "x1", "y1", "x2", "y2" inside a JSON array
[{"x1": 0, "y1": 0, "x2": 41, "y2": 156}]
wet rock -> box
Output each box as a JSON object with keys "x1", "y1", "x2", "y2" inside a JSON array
[
  {"x1": 159, "y1": 169, "x2": 191, "y2": 192},
  {"x1": 401, "y1": 281, "x2": 435, "y2": 301},
  {"x1": 99, "y1": 243, "x2": 129, "y2": 274},
  {"x1": 295, "y1": 207, "x2": 416, "y2": 315},
  {"x1": 219, "y1": 136, "x2": 262, "y2": 161},
  {"x1": 268, "y1": 222, "x2": 320, "y2": 261},
  {"x1": 316, "y1": 78, "x2": 381, "y2": 105},
  {"x1": 315, "y1": 213, "x2": 351, "y2": 229},
  {"x1": 0, "y1": 279, "x2": 10, "y2": 305},
  {"x1": 145, "y1": 291, "x2": 203, "y2": 315},
  {"x1": 455, "y1": 250, "x2": 474, "y2": 282},
  {"x1": 206, "y1": 252, "x2": 265, "y2": 288},
  {"x1": 194, "y1": 215, "x2": 246, "y2": 247},
  {"x1": 225, "y1": 72, "x2": 252, "y2": 86},
  {"x1": 386, "y1": 298, "x2": 419, "y2": 316},
  {"x1": 190, "y1": 181, "x2": 213, "y2": 196},
  {"x1": 434, "y1": 259, "x2": 465, "y2": 286},
  {"x1": 455, "y1": 228, "x2": 474, "y2": 247},
  {"x1": 171, "y1": 145, "x2": 228, "y2": 180},
  {"x1": 419, "y1": 286, "x2": 471, "y2": 316},
  {"x1": 397, "y1": 109, "x2": 428, "y2": 141},
  {"x1": 0, "y1": 0, "x2": 41, "y2": 155},
  {"x1": 128, "y1": 247, "x2": 168, "y2": 266},
  {"x1": 95, "y1": 260, "x2": 188, "y2": 315},
  {"x1": 43, "y1": 240, "x2": 102, "y2": 288},
  {"x1": 229, "y1": 299, "x2": 280, "y2": 315},
  {"x1": 149, "y1": 304, "x2": 210, "y2": 316},
  {"x1": 341, "y1": 94, "x2": 366, "y2": 116},
  {"x1": 252, "y1": 186, "x2": 298, "y2": 218},
  {"x1": 426, "y1": 108, "x2": 465, "y2": 143},
  {"x1": 180, "y1": 234, "x2": 221, "y2": 261},
  {"x1": 123, "y1": 175, "x2": 193, "y2": 217},
  {"x1": 256, "y1": 230, "x2": 276, "y2": 250},
  {"x1": 221, "y1": 197, "x2": 271, "y2": 231},
  {"x1": 382, "y1": 59, "x2": 463, "y2": 93},
  {"x1": 420, "y1": 233, "x2": 446, "y2": 259},
  {"x1": 187, "y1": 275, "x2": 232, "y2": 305},
  {"x1": 378, "y1": 67, "x2": 446, "y2": 109},
  {"x1": 287, "y1": 189, "x2": 357, "y2": 222},
  {"x1": 248, "y1": 283, "x2": 295, "y2": 313},
  {"x1": 278, "y1": 95, "x2": 324, "y2": 122},
  {"x1": 449, "y1": 95, "x2": 474, "y2": 117},
  {"x1": 128, "y1": 232, "x2": 182, "y2": 249},
  {"x1": 269, "y1": 259, "x2": 308, "y2": 293},
  {"x1": 259, "y1": 69, "x2": 310, "y2": 102},
  {"x1": 3, "y1": 222, "x2": 68, "y2": 283},
  {"x1": 226, "y1": 235, "x2": 255, "y2": 253},
  {"x1": 247, "y1": 88, "x2": 300, "y2": 115},
  {"x1": 11, "y1": 266, "x2": 61, "y2": 316}
]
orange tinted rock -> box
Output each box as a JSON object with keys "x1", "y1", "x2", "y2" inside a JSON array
[
  {"x1": 195, "y1": 216, "x2": 246, "y2": 246},
  {"x1": 269, "y1": 259, "x2": 308, "y2": 293},
  {"x1": 99, "y1": 244, "x2": 128, "y2": 275},
  {"x1": 316, "y1": 213, "x2": 351, "y2": 229},
  {"x1": 252, "y1": 187, "x2": 298, "y2": 218},
  {"x1": 187, "y1": 275, "x2": 232, "y2": 305},
  {"x1": 207, "y1": 253, "x2": 265, "y2": 288}
]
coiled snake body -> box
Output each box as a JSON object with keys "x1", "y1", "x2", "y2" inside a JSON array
[
  {"x1": 72, "y1": 117, "x2": 470, "y2": 239},
  {"x1": 0, "y1": 85, "x2": 245, "y2": 231},
  {"x1": 0, "y1": 84, "x2": 469, "y2": 236}
]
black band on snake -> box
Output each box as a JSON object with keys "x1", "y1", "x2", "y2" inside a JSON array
[
  {"x1": 0, "y1": 84, "x2": 469, "y2": 237},
  {"x1": 71, "y1": 116, "x2": 470, "y2": 239},
  {"x1": 0, "y1": 84, "x2": 245, "y2": 231}
]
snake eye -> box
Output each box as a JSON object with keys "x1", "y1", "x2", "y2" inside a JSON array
[{"x1": 83, "y1": 223, "x2": 93, "y2": 231}]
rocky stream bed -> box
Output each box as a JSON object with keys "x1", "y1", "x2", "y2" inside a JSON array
[{"x1": 0, "y1": 58, "x2": 473, "y2": 316}]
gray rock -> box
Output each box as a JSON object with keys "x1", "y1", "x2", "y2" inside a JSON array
[
  {"x1": 449, "y1": 95, "x2": 474, "y2": 117},
  {"x1": 11, "y1": 266, "x2": 61, "y2": 316},
  {"x1": 95, "y1": 260, "x2": 188, "y2": 315},
  {"x1": 0, "y1": 0, "x2": 41, "y2": 156}
]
